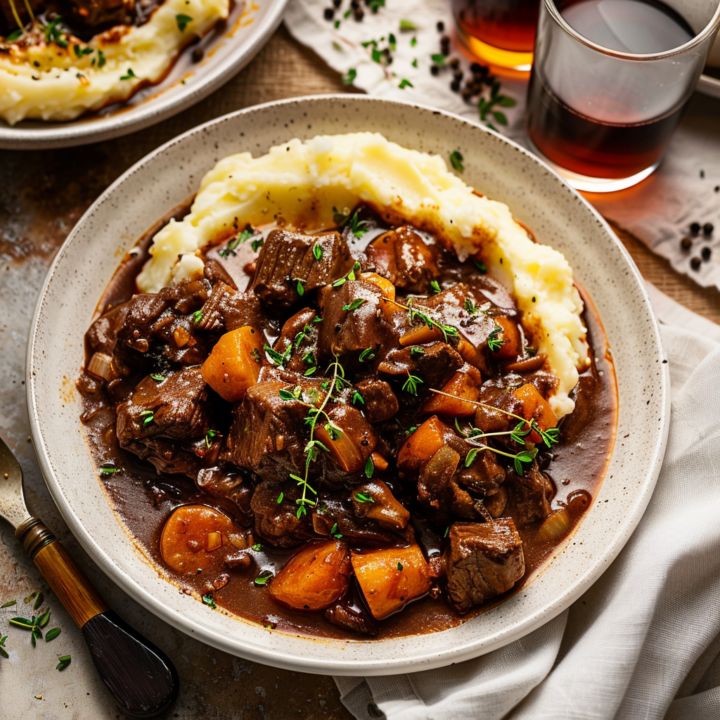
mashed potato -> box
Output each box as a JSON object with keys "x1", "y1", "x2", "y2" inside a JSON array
[
  {"x1": 0, "y1": 0, "x2": 228, "y2": 124},
  {"x1": 137, "y1": 133, "x2": 588, "y2": 417}
]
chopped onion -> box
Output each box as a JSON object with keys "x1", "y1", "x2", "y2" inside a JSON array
[
  {"x1": 87, "y1": 352, "x2": 114, "y2": 381},
  {"x1": 206, "y1": 531, "x2": 223, "y2": 552}
]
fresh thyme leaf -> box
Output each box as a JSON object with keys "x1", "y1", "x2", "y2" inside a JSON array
[
  {"x1": 510, "y1": 421, "x2": 531, "y2": 445},
  {"x1": 342, "y1": 67, "x2": 357, "y2": 85},
  {"x1": 45, "y1": 628, "x2": 61, "y2": 643},
  {"x1": 398, "y1": 78, "x2": 413, "y2": 90},
  {"x1": 96, "y1": 49, "x2": 106, "y2": 68},
  {"x1": 296, "y1": 279, "x2": 305, "y2": 297},
  {"x1": 431, "y1": 52, "x2": 446, "y2": 66},
  {"x1": 312, "y1": 243, "x2": 324, "y2": 261},
  {"x1": 402, "y1": 372, "x2": 423, "y2": 395},
  {"x1": 1, "y1": 600, "x2": 16, "y2": 609},
  {"x1": 351, "y1": 390, "x2": 365, "y2": 406},
  {"x1": 205, "y1": 429, "x2": 218, "y2": 448},
  {"x1": 343, "y1": 298, "x2": 366, "y2": 312},
  {"x1": 473, "y1": 259, "x2": 487, "y2": 274},
  {"x1": 37, "y1": 608, "x2": 50, "y2": 628},
  {"x1": 364, "y1": 455, "x2": 374, "y2": 479},
  {"x1": 330, "y1": 523, "x2": 343, "y2": 539},
  {"x1": 73, "y1": 44, "x2": 93, "y2": 57},
  {"x1": 487, "y1": 326, "x2": 504, "y2": 352},
  {"x1": 175, "y1": 13, "x2": 192, "y2": 31},
  {"x1": 191, "y1": 309, "x2": 203, "y2": 324},
  {"x1": 397, "y1": 562, "x2": 404, "y2": 571},
  {"x1": 6, "y1": 29, "x2": 23, "y2": 42},
  {"x1": 304, "y1": 366, "x2": 317, "y2": 376},
  {"x1": 346, "y1": 211, "x2": 369, "y2": 238},
  {"x1": 354, "y1": 492, "x2": 374, "y2": 504},
  {"x1": 513, "y1": 447, "x2": 538, "y2": 475},
  {"x1": 120, "y1": 68, "x2": 137, "y2": 81},
  {"x1": 150, "y1": 373, "x2": 165, "y2": 382},
  {"x1": 254, "y1": 571, "x2": 272, "y2": 586},
  {"x1": 99, "y1": 463, "x2": 120, "y2": 477},
  {"x1": 399, "y1": 18, "x2": 417, "y2": 31},
  {"x1": 251, "y1": 543, "x2": 263, "y2": 552},
  {"x1": 449, "y1": 149, "x2": 464, "y2": 172},
  {"x1": 56, "y1": 655, "x2": 71, "y2": 671},
  {"x1": 464, "y1": 298, "x2": 478, "y2": 315},
  {"x1": 430, "y1": 280, "x2": 441, "y2": 294},
  {"x1": 251, "y1": 236, "x2": 264, "y2": 252},
  {"x1": 44, "y1": 18, "x2": 68, "y2": 48},
  {"x1": 276, "y1": 491, "x2": 284, "y2": 504},
  {"x1": 358, "y1": 347, "x2": 376, "y2": 363},
  {"x1": 139, "y1": 410, "x2": 154, "y2": 427},
  {"x1": 496, "y1": 95, "x2": 517, "y2": 108},
  {"x1": 464, "y1": 448, "x2": 479, "y2": 467},
  {"x1": 201, "y1": 594, "x2": 216, "y2": 609},
  {"x1": 9, "y1": 618, "x2": 34, "y2": 631},
  {"x1": 404, "y1": 424, "x2": 418, "y2": 436},
  {"x1": 264, "y1": 343, "x2": 290, "y2": 366},
  {"x1": 410, "y1": 346, "x2": 425, "y2": 358},
  {"x1": 410, "y1": 36, "x2": 417, "y2": 48},
  {"x1": 534, "y1": 423, "x2": 560, "y2": 448},
  {"x1": 219, "y1": 225, "x2": 254, "y2": 257}
]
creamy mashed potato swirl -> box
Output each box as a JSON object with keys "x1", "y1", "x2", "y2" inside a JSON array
[
  {"x1": 137, "y1": 133, "x2": 589, "y2": 417},
  {"x1": 0, "y1": 0, "x2": 228, "y2": 124}
]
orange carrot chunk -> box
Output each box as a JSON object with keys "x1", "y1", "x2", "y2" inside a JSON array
[
  {"x1": 397, "y1": 416, "x2": 448, "y2": 472},
  {"x1": 421, "y1": 365, "x2": 482, "y2": 417},
  {"x1": 512, "y1": 383, "x2": 558, "y2": 443}
]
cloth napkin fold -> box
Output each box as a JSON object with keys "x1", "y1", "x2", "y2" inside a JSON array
[
  {"x1": 284, "y1": 0, "x2": 720, "y2": 289},
  {"x1": 333, "y1": 286, "x2": 720, "y2": 720}
]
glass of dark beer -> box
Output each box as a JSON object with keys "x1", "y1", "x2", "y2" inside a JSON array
[
  {"x1": 452, "y1": 0, "x2": 540, "y2": 74},
  {"x1": 526, "y1": 0, "x2": 720, "y2": 192}
]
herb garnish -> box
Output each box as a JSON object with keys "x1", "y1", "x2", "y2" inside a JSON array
[
  {"x1": 364, "y1": 455, "x2": 374, "y2": 479},
  {"x1": 397, "y1": 562, "x2": 404, "y2": 571},
  {"x1": 330, "y1": 523, "x2": 343, "y2": 539},
  {"x1": 312, "y1": 243, "x2": 324, "y2": 261},
  {"x1": 354, "y1": 492, "x2": 374, "y2": 504},
  {"x1": 120, "y1": 68, "x2": 137, "y2": 81},
  {"x1": 44, "y1": 18, "x2": 68, "y2": 48},
  {"x1": 99, "y1": 463, "x2": 120, "y2": 477},
  {"x1": 139, "y1": 410, "x2": 154, "y2": 427},
  {"x1": 343, "y1": 298, "x2": 366, "y2": 312},
  {"x1": 219, "y1": 225, "x2": 254, "y2": 257},
  {"x1": 430, "y1": 280, "x2": 441, "y2": 294},
  {"x1": 402, "y1": 372, "x2": 423, "y2": 396},
  {"x1": 384, "y1": 297, "x2": 459, "y2": 343},
  {"x1": 449, "y1": 149, "x2": 464, "y2": 172},
  {"x1": 264, "y1": 343, "x2": 291, "y2": 367},
  {"x1": 201, "y1": 594, "x2": 216, "y2": 609},
  {"x1": 204, "y1": 429, "x2": 218, "y2": 448},
  {"x1": 342, "y1": 68, "x2": 357, "y2": 85},
  {"x1": 410, "y1": 346, "x2": 425, "y2": 358},
  {"x1": 254, "y1": 571, "x2": 272, "y2": 586},
  {"x1": 487, "y1": 325, "x2": 504, "y2": 352},
  {"x1": 175, "y1": 13, "x2": 192, "y2": 32},
  {"x1": 150, "y1": 373, "x2": 165, "y2": 382},
  {"x1": 399, "y1": 19, "x2": 417, "y2": 32},
  {"x1": 192, "y1": 309, "x2": 203, "y2": 324},
  {"x1": 45, "y1": 628, "x2": 61, "y2": 642},
  {"x1": 56, "y1": 655, "x2": 71, "y2": 671},
  {"x1": 358, "y1": 347, "x2": 376, "y2": 363}
]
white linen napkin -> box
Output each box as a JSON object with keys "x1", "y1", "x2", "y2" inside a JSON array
[
  {"x1": 284, "y1": 0, "x2": 720, "y2": 290},
  {"x1": 333, "y1": 285, "x2": 720, "y2": 720}
]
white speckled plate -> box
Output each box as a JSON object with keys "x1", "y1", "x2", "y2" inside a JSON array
[
  {"x1": 0, "y1": 1, "x2": 287, "y2": 150},
  {"x1": 27, "y1": 96, "x2": 669, "y2": 675}
]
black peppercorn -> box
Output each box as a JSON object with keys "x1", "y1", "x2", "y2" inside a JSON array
[
  {"x1": 700, "y1": 169, "x2": 705, "y2": 179},
  {"x1": 323, "y1": 7, "x2": 334, "y2": 20},
  {"x1": 191, "y1": 46, "x2": 204, "y2": 63},
  {"x1": 430, "y1": 64, "x2": 440, "y2": 76},
  {"x1": 436, "y1": 20, "x2": 445, "y2": 32},
  {"x1": 333, "y1": 0, "x2": 341, "y2": 6},
  {"x1": 449, "y1": 57, "x2": 460, "y2": 69},
  {"x1": 354, "y1": 8, "x2": 364, "y2": 20},
  {"x1": 680, "y1": 236, "x2": 692, "y2": 252},
  {"x1": 690, "y1": 222, "x2": 701, "y2": 236},
  {"x1": 701, "y1": 246, "x2": 712, "y2": 262},
  {"x1": 702, "y1": 222, "x2": 714, "y2": 237},
  {"x1": 450, "y1": 78, "x2": 461, "y2": 92},
  {"x1": 690, "y1": 256, "x2": 702, "y2": 271}
]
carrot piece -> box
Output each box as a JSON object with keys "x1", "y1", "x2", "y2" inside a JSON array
[
  {"x1": 457, "y1": 337, "x2": 484, "y2": 368},
  {"x1": 370, "y1": 451, "x2": 389, "y2": 472},
  {"x1": 399, "y1": 324, "x2": 443, "y2": 347},
  {"x1": 160, "y1": 505, "x2": 238, "y2": 574},
  {"x1": 316, "y1": 423, "x2": 365, "y2": 473},
  {"x1": 360, "y1": 272, "x2": 398, "y2": 320},
  {"x1": 201, "y1": 325, "x2": 264, "y2": 402},
  {"x1": 492, "y1": 317, "x2": 522, "y2": 359},
  {"x1": 421, "y1": 365, "x2": 482, "y2": 417},
  {"x1": 269, "y1": 541, "x2": 351, "y2": 611},
  {"x1": 397, "y1": 416, "x2": 448, "y2": 472},
  {"x1": 351, "y1": 545, "x2": 431, "y2": 620},
  {"x1": 513, "y1": 383, "x2": 558, "y2": 443}
]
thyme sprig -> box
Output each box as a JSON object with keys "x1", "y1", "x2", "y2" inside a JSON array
[{"x1": 383, "y1": 297, "x2": 459, "y2": 343}]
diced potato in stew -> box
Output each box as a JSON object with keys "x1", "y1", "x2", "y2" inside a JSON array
[
  {"x1": 269, "y1": 540, "x2": 351, "y2": 611},
  {"x1": 351, "y1": 545, "x2": 431, "y2": 620}
]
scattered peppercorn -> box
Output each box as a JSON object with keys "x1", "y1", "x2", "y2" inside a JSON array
[
  {"x1": 449, "y1": 57, "x2": 460, "y2": 70},
  {"x1": 354, "y1": 8, "x2": 364, "y2": 20},
  {"x1": 332, "y1": 0, "x2": 341, "y2": 6},
  {"x1": 714, "y1": 186, "x2": 719, "y2": 193},
  {"x1": 436, "y1": 20, "x2": 445, "y2": 32},
  {"x1": 440, "y1": 35, "x2": 451, "y2": 55},
  {"x1": 323, "y1": 7, "x2": 334, "y2": 21},
  {"x1": 701, "y1": 246, "x2": 712, "y2": 262},
  {"x1": 191, "y1": 46, "x2": 204, "y2": 63},
  {"x1": 430, "y1": 64, "x2": 440, "y2": 76},
  {"x1": 690, "y1": 222, "x2": 701, "y2": 236},
  {"x1": 700, "y1": 169, "x2": 705, "y2": 179},
  {"x1": 680, "y1": 236, "x2": 692, "y2": 252},
  {"x1": 450, "y1": 78, "x2": 461, "y2": 92},
  {"x1": 690, "y1": 256, "x2": 702, "y2": 271},
  {"x1": 702, "y1": 222, "x2": 714, "y2": 237}
]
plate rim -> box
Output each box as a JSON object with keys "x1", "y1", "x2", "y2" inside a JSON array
[
  {"x1": 26, "y1": 94, "x2": 671, "y2": 675},
  {"x1": 0, "y1": 0, "x2": 288, "y2": 150}
]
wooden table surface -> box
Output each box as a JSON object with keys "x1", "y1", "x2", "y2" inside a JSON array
[{"x1": 0, "y1": 25, "x2": 717, "y2": 720}]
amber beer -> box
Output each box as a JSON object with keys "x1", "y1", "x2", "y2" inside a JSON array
[{"x1": 452, "y1": 0, "x2": 540, "y2": 73}]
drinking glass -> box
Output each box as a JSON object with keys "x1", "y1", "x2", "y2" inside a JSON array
[
  {"x1": 526, "y1": 0, "x2": 720, "y2": 192},
  {"x1": 451, "y1": 0, "x2": 540, "y2": 74}
]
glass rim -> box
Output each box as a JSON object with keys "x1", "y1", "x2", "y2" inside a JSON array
[{"x1": 543, "y1": 0, "x2": 720, "y2": 62}]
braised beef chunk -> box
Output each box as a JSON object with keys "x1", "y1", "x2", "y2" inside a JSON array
[
  {"x1": 508, "y1": 464, "x2": 554, "y2": 526},
  {"x1": 196, "y1": 283, "x2": 263, "y2": 334},
  {"x1": 115, "y1": 366, "x2": 210, "y2": 476},
  {"x1": 446, "y1": 519, "x2": 525, "y2": 612},
  {"x1": 224, "y1": 381, "x2": 308, "y2": 483},
  {"x1": 66, "y1": 0, "x2": 135, "y2": 29},
  {"x1": 317, "y1": 280, "x2": 393, "y2": 362},
  {"x1": 272, "y1": 307, "x2": 319, "y2": 375},
  {"x1": 354, "y1": 378, "x2": 399, "y2": 423},
  {"x1": 196, "y1": 466, "x2": 253, "y2": 522},
  {"x1": 365, "y1": 227, "x2": 439, "y2": 293},
  {"x1": 250, "y1": 481, "x2": 311, "y2": 548},
  {"x1": 251, "y1": 229, "x2": 353, "y2": 308},
  {"x1": 379, "y1": 342, "x2": 462, "y2": 388}
]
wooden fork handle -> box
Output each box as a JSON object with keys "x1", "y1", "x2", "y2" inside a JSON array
[{"x1": 16, "y1": 517, "x2": 178, "y2": 718}]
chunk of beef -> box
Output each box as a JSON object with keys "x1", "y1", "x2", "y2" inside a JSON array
[
  {"x1": 271, "y1": 307, "x2": 319, "y2": 375},
  {"x1": 364, "y1": 226, "x2": 440, "y2": 293},
  {"x1": 324, "y1": 598, "x2": 378, "y2": 636},
  {"x1": 195, "y1": 282, "x2": 263, "y2": 334},
  {"x1": 456, "y1": 452, "x2": 508, "y2": 518},
  {"x1": 508, "y1": 464, "x2": 554, "y2": 526},
  {"x1": 250, "y1": 229, "x2": 353, "y2": 308},
  {"x1": 378, "y1": 342, "x2": 462, "y2": 388},
  {"x1": 317, "y1": 280, "x2": 394, "y2": 363},
  {"x1": 354, "y1": 378, "x2": 398, "y2": 423},
  {"x1": 115, "y1": 366, "x2": 210, "y2": 476},
  {"x1": 446, "y1": 519, "x2": 525, "y2": 612},
  {"x1": 66, "y1": 0, "x2": 135, "y2": 29},
  {"x1": 250, "y1": 481, "x2": 311, "y2": 548},
  {"x1": 224, "y1": 381, "x2": 308, "y2": 483},
  {"x1": 203, "y1": 258, "x2": 237, "y2": 289}
]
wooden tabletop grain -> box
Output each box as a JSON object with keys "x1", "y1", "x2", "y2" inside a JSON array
[{"x1": 0, "y1": 25, "x2": 717, "y2": 720}]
